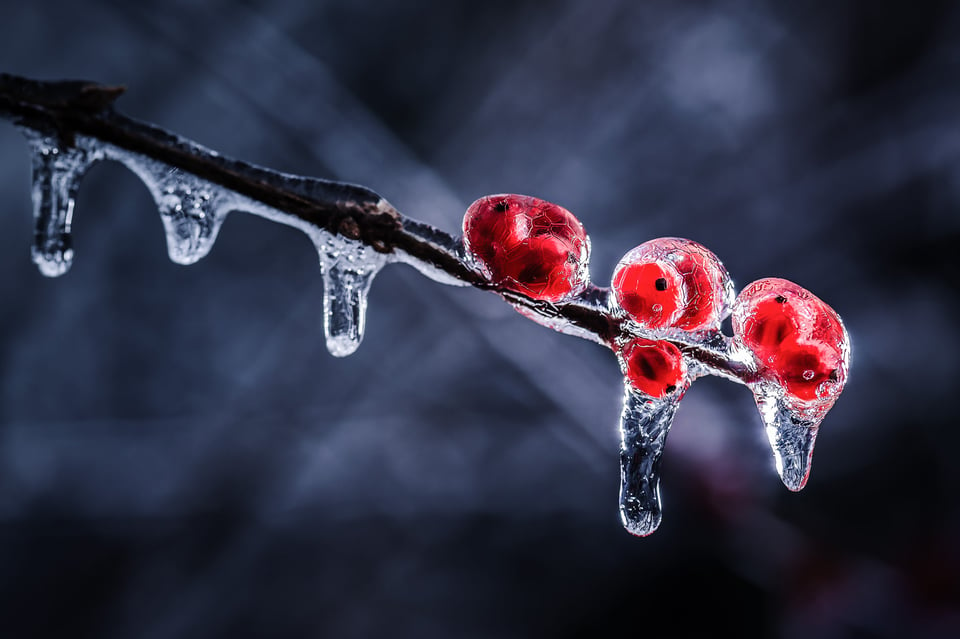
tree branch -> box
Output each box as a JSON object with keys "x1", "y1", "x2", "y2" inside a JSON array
[{"x1": 0, "y1": 72, "x2": 753, "y2": 384}]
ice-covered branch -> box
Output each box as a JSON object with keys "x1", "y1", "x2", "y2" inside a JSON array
[
  {"x1": 0, "y1": 73, "x2": 747, "y2": 378},
  {"x1": 0, "y1": 73, "x2": 850, "y2": 536}
]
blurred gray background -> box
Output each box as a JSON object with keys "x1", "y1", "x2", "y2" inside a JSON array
[{"x1": 1, "y1": 1, "x2": 959, "y2": 637}]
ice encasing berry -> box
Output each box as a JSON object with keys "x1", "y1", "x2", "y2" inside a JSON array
[
  {"x1": 618, "y1": 338, "x2": 686, "y2": 398},
  {"x1": 462, "y1": 194, "x2": 590, "y2": 303},
  {"x1": 612, "y1": 238, "x2": 731, "y2": 331},
  {"x1": 612, "y1": 260, "x2": 684, "y2": 329},
  {"x1": 732, "y1": 278, "x2": 849, "y2": 403}
]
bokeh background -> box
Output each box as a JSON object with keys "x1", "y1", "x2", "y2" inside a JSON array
[{"x1": 1, "y1": 1, "x2": 959, "y2": 637}]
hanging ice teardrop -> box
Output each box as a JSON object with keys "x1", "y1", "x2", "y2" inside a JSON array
[
  {"x1": 753, "y1": 384, "x2": 823, "y2": 491},
  {"x1": 22, "y1": 133, "x2": 102, "y2": 276},
  {"x1": 102, "y1": 144, "x2": 384, "y2": 355},
  {"x1": 730, "y1": 277, "x2": 851, "y2": 490},
  {"x1": 102, "y1": 147, "x2": 234, "y2": 265},
  {"x1": 619, "y1": 385, "x2": 683, "y2": 536},
  {"x1": 317, "y1": 234, "x2": 385, "y2": 357},
  {"x1": 323, "y1": 264, "x2": 373, "y2": 356},
  {"x1": 153, "y1": 171, "x2": 230, "y2": 264}
]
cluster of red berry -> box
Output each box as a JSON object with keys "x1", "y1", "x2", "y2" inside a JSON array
[{"x1": 463, "y1": 194, "x2": 849, "y2": 407}]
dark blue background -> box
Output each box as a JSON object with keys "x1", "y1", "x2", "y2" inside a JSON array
[{"x1": 1, "y1": 1, "x2": 958, "y2": 637}]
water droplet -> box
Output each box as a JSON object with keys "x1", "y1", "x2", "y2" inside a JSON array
[
  {"x1": 619, "y1": 384, "x2": 684, "y2": 536},
  {"x1": 802, "y1": 369, "x2": 815, "y2": 380},
  {"x1": 21, "y1": 132, "x2": 102, "y2": 276},
  {"x1": 317, "y1": 234, "x2": 385, "y2": 357}
]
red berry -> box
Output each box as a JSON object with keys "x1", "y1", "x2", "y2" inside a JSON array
[
  {"x1": 671, "y1": 246, "x2": 729, "y2": 330},
  {"x1": 463, "y1": 194, "x2": 589, "y2": 302},
  {"x1": 732, "y1": 278, "x2": 849, "y2": 403},
  {"x1": 738, "y1": 296, "x2": 797, "y2": 357},
  {"x1": 618, "y1": 338, "x2": 686, "y2": 398},
  {"x1": 612, "y1": 261, "x2": 684, "y2": 328},
  {"x1": 773, "y1": 341, "x2": 841, "y2": 402},
  {"x1": 612, "y1": 238, "x2": 731, "y2": 331}
]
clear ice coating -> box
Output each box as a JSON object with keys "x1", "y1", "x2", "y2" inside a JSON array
[
  {"x1": 113, "y1": 146, "x2": 388, "y2": 356},
  {"x1": 151, "y1": 170, "x2": 231, "y2": 264},
  {"x1": 17, "y1": 128, "x2": 389, "y2": 358},
  {"x1": 393, "y1": 217, "x2": 471, "y2": 288},
  {"x1": 753, "y1": 382, "x2": 823, "y2": 491},
  {"x1": 22, "y1": 132, "x2": 103, "y2": 276},
  {"x1": 611, "y1": 236, "x2": 734, "y2": 332},
  {"x1": 316, "y1": 234, "x2": 385, "y2": 357},
  {"x1": 619, "y1": 385, "x2": 683, "y2": 536},
  {"x1": 511, "y1": 285, "x2": 611, "y2": 346},
  {"x1": 103, "y1": 149, "x2": 238, "y2": 265}
]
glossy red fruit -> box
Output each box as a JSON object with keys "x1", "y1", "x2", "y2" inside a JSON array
[
  {"x1": 773, "y1": 341, "x2": 843, "y2": 402},
  {"x1": 612, "y1": 260, "x2": 684, "y2": 329},
  {"x1": 463, "y1": 194, "x2": 589, "y2": 303},
  {"x1": 671, "y1": 245, "x2": 730, "y2": 330},
  {"x1": 612, "y1": 238, "x2": 730, "y2": 331},
  {"x1": 732, "y1": 278, "x2": 849, "y2": 403},
  {"x1": 618, "y1": 338, "x2": 686, "y2": 398}
]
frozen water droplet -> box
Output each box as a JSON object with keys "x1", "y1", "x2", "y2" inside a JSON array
[
  {"x1": 104, "y1": 143, "x2": 388, "y2": 355},
  {"x1": 21, "y1": 132, "x2": 102, "y2": 276},
  {"x1": 150, "y1": 171, "x2": 230, "y2": 264},
  {"x1": 103, "y1": 149, "x2": 236, "y2": 265},
  {"x1": 156, "y1": 179, "x2": 227, "y2": 264},
  {"x1": 317, "y1": 234, "x2": 385, "y2": 357},
  {"x1": 802, "y1": 369, "x2": 815, "y2": 380},
  {"x1": 753, "y1": 383, "x2": 824, "y2": 491},
  {"x1": 322, "y1": 265, "x2": 373, "y2": 357},
  {"x1": 619, "y1": 384, "x2": 683, "y2": 536}
]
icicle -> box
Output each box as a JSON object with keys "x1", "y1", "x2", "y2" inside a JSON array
[
  {"x1": 21, "y1": 132, "x2": 102, "y2": 276},
  {"x1": 317, "y1": 234, "x2": 385, "y2": 357},
  {"x1": 618, "y1": 385, "x2": 683, "y2": 536},
  {"x1": 753, "y1": 383, "x2": 823, "y2": 491},
  {"x1": 103, "y1": 149, "x2": 233, "y2": 265},
  {"x1": 155, "y1": 175, "x2": 230, "y2": 264},
  {"x1": 103, "y1": 144, "x2": 386, "y2": 356},
  {"x1": 148, "y1": 169, "x2": 231, "y2": 265}
]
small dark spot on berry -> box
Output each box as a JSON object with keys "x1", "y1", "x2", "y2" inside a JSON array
[
  {"x1": 655, "y1": 277, "x2": 668, "y2": 291},
  {"x1": 775, "y1": 295, "x2": 787, "y2": 303},
  {"x1": 828, "y1": 369, "x2": 839, "y2": 382},
  {"x1": 494, "y1": 200, "x2": 509, "y2": 212},
  {"x1": 665, "y1": 384, "x2": 677, "y2": 394}
]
